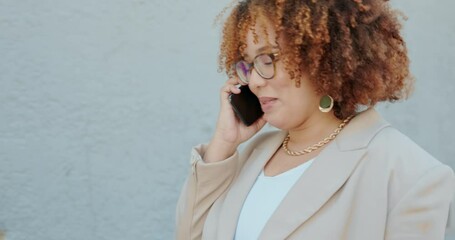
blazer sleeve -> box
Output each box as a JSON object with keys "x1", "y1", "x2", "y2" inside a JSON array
[
  {"x1": 175, "y1": 144, "x2": 240, "y2": 240},
  {"x1": 385, "y1": 164, "x2": 455, "y2": 240}
]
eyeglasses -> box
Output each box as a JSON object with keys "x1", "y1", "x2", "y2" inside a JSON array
[{"x1": 235, "y1": 53, "x2": 280, "y2": 84}]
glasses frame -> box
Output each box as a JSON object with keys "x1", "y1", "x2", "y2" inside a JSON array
[{"x1": 235, "y1": 52, "x2": 280, "y2": 84}]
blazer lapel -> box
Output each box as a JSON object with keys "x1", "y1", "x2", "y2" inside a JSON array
[
  {"x1": 258, "y1": 143, "x2": 367, "y2": 240},
  {"x1": 259, "y1": 108, "x2": 390, "y2": 239},
  {"x1": 217, "y1": 131, "x2": 288, "y2": 240},
  {"x1": 215, "y1": 108, "x2": 389, "y2": 240}
]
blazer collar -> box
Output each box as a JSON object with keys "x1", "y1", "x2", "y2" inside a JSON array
[
  {"x1": 217, "y1": 108, "x2": 390, "y2": 240},
  {"x1": 335, "y1": 108, "x2": 391, "y2": 151}
]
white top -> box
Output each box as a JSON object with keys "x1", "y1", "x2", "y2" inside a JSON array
[{"x1": 234, "y1": 159, "x2": 315, "y2": 240}]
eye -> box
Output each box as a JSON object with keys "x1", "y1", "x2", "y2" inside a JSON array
[{"x1": 256, "y1": 54, "x2": 274, "y2": 66}]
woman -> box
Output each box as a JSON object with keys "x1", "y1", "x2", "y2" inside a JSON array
[{"x1": 176, "y1": 0, "x2": 455, "y2": 239}]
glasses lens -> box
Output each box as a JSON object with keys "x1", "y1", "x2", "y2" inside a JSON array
[
  {"x1": 255, "y1": 54, "x2": 275, "y2": 79},
  {"x1": 235, "y1": 61, "x2": 251, "y2": 84}
]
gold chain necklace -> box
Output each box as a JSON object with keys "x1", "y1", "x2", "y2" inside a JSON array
[{"x1": 282, "y1": 115, "x2": 354, "y2": 156}]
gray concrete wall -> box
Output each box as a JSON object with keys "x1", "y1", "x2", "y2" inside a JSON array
[{"x1": 0, "y1": 0, "x2": 454, "y2": 239}]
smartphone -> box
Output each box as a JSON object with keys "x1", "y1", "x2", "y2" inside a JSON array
[{"x1": 229, "y1": 85, "x2": 264, "y2": 126}]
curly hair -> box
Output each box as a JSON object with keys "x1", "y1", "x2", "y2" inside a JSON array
[{"x1": 217, "y1": 0, "x2": 413, "y2": 119}]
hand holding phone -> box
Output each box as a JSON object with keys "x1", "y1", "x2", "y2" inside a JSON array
[{"x1": 229, "y1": 85, "x2": 264, "y2": 126}]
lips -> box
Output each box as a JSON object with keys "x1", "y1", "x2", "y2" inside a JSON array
[{"x1": 259, "y1": 97, "x2": 278, "y2": 112}]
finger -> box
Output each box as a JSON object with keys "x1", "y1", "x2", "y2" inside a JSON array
[
  {"x1": 221, "y1": 84, "x2": 241, "y2": 94},
  {"x1": 226, "y1": 77, "x2": 244, "y2": 86},
  {"x1": 230, "y1": 85, "x2": 241, "y2": 94}
]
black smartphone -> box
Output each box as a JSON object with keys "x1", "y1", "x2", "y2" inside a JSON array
[{"x1": 229, "y1": 85, "x2": 264, "y2": 126}]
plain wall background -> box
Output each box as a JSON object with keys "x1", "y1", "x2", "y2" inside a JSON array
[{"x1": 0, "y1": 0, "x2": 454, "y2": 239}]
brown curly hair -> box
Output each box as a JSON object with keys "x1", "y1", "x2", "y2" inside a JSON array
[{"x1": 217, "y1": 0, "x2": 413, "y2": 119}]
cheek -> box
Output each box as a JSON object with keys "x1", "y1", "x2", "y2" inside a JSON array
[
  {"x1": 272, "y1": 73, "x2": 294, "y2": 92},
  {"x1": 273, "y1": 66, "x2": 320, "y2": 107},
  {"x1": 284, "y1": 88, "x2": 319, "y2": 111}
]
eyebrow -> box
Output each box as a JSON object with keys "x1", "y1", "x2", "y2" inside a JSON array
[{"x1": 243, "y1": 45, "x2": 279, "y2": 62}]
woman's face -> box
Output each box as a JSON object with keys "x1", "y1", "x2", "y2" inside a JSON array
[{"x1": 244, "y1": 20, "x2": 323, "y2": 130}]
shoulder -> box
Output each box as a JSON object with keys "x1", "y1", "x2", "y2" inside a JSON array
[
  {"x1": 370, "y1": 127, "x2": 436, "y2": 160},
  {"x1": 368, "y1": 126, "x2": 444, "y2": 172},
  {"x1": 339, "y1": 108, "x2": 447, "y2": 173},
  {"x1": 339, "y1": 108, "x2": 454, "y2": 199},
  {"x1": 371, "y1": 127, "x2": 455, "y2": 220},
  {"x1": 363, "y1": 125, "x2": 454, "y2": 206}
]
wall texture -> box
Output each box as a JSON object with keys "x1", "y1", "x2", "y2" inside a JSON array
[{"x1": 0, "y1": 0, "x2": 454, "y2": 239}]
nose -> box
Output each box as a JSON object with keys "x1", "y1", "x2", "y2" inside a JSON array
[{"x1": 248, "y1": 68, "x2": 267, "y2": 89}]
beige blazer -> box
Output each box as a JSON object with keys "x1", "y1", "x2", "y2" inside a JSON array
[{"x1": 176, "y1": 109, "x2": 455, "y2": 240}]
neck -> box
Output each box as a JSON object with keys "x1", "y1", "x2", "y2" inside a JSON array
[{"x1": 287, "y1": 112, "x2": 342, "y2": 147}]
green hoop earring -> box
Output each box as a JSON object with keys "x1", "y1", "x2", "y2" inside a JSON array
[{"x1": 319, "y1": 95, "x2": 334, "y2": 113}]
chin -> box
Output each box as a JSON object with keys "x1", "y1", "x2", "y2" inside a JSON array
[{"x1": 263, "y1": 113, "x2": 290, "y2": 130}]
